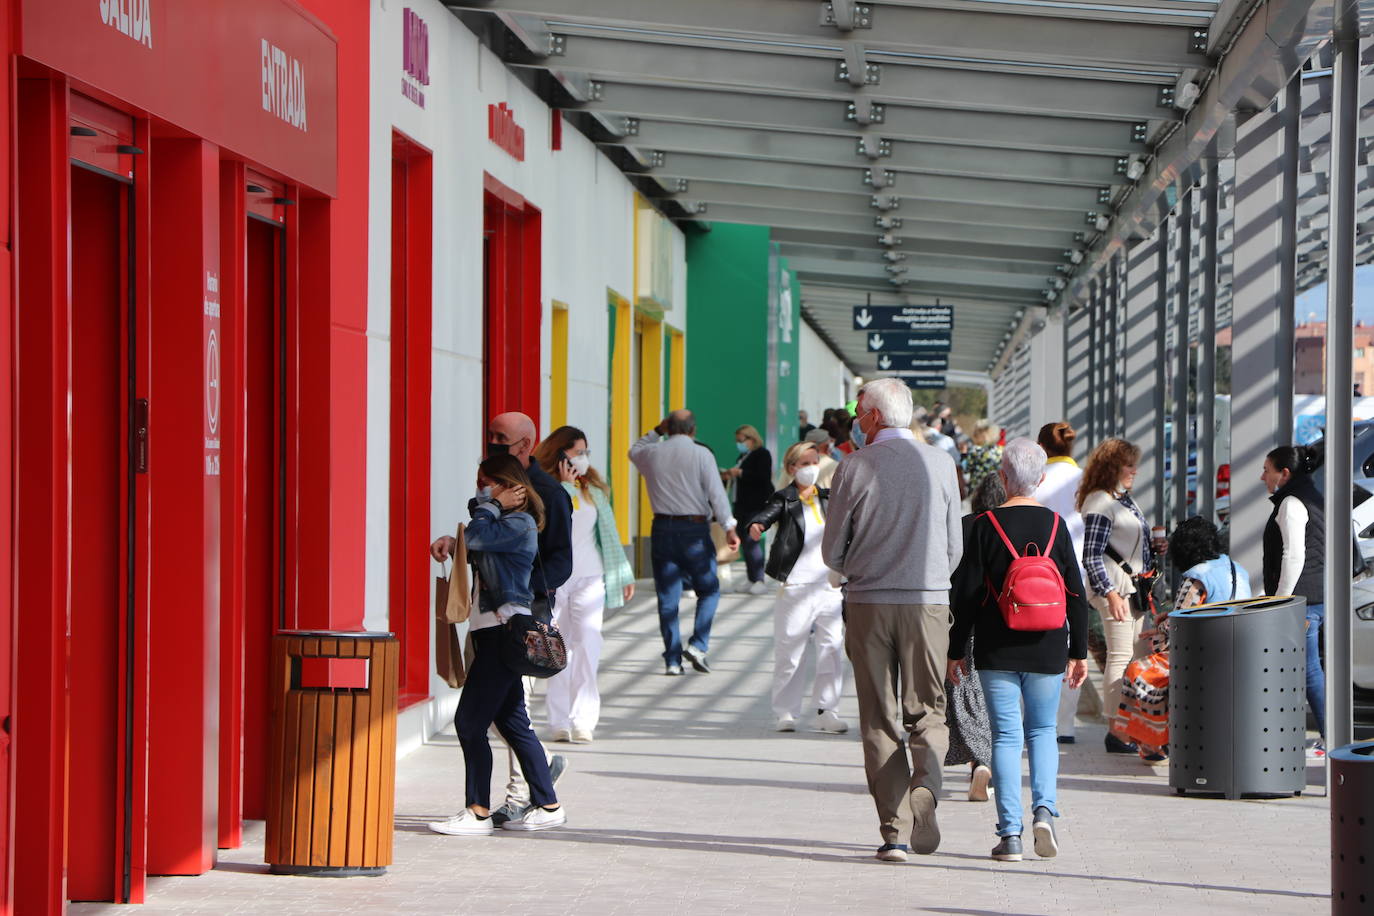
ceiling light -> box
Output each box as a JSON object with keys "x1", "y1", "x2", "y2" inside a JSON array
[
  {"x1": 1125, "y1": 159, "x2": 1145, "y2": 181},
  {"x1": 1094, "y1": 215, "x2": 1111, "y2": 232},
  {"x1": 1070, "y1": 249, "x2": 1085, "y2": 264},
  {"x1": 1174, "y1": 81, "x2": 1201, "y2": 111}
]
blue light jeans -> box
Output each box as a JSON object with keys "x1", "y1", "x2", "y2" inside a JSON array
[
  {"x1": 1305, "y1": 602, "x2": 1326, "y2": 739},
  {"x1": 981, "y1": 669, "x2": 1063, "y2": 837},
  {"x1": 650, "y1": 518, "x2": 721, "y2": 666}
]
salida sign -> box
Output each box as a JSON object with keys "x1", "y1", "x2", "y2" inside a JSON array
[
  {"x1": 489, "y1": 102, "x2": 526, "y2": 161},
  {"x1": 401, "y1": 7, "x2": 429, "y2": 108},
  {"x1": 100, "y1": 0, "x2": 152, "y2": 48}
]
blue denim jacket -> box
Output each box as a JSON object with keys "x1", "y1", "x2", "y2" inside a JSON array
[{"x1": 466, "y1": 497, "x2": 538, "y2": 613}]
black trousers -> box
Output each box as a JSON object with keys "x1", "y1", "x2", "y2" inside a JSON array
[{"x1": 454, "y1": 628, "x2": 558, "y2": 810}]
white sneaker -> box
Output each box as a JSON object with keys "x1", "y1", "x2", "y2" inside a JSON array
[
  {"x1": 748, "y1": 580, "x2": 770, "y2": 596},
  {"x1": 427, "y1": 808, "x2": 494, "y2": 836},
  {"x1": 812, "y1": 710, "x2": 849, "y2": 734},
  {"x1": 570, "y1": 727, "x2": 594, "y2": 744},
  {"x1": 550, "y1": 728, "x2": 572, "y2": 743},
  {"x1": 502, "y1": 805, "x2": 567, "y2": 831},
  {"x1": 732, "y1": 577, "x2": 752, "y2": 594},
  {"x1": 775, "y1": 713, "x2": 797, "y2": 732},
  {"x1": 969, "y1": 765, "x2": 992, "y2": 802}
]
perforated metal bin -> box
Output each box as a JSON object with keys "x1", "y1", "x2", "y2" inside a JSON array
[
  {"x1": 1168, "y1": 596, "x2": 1307, "y2": 799},
  {"x1": 1332, "y1": 740, "x2": 1374, "y2": 915}
]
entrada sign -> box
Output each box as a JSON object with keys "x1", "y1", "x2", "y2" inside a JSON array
[
  {"x1": 865, "y1": 331, "x2": 951, "y2": 352},
  {"x1": 852, "y1": 304, "x2": 954, "y2": 332},
  {"x1": 876, "y1": 353, "x2": 949, "y2": 372},
  {"x1": 402, "y1": 8, "x2": 429, "y2": 108},
  {"x1": 261, "y1": 38, "x2": 308, "y2": 131},
  {"x1": 489, "y1": 102, "x2": 526, "y2": 161}
]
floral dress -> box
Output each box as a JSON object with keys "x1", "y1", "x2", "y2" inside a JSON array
[
  {"x1": 1115, "y1": 579, "x2": 1202, "y2": 755},
  {"x1": 964, "y1": 445, "x2": 1003, "y2": 492}
]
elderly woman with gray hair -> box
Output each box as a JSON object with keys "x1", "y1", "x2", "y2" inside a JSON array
[{"x1": 947, "y1": 438, "x2": 1090, "y2": 863}]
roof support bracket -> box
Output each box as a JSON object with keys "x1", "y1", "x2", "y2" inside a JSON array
[
  {"x1": 864, "y1": 167, "x2": 896, "y2": 188},
  {"x1": 820, "y1": 1, "x2": 873, "y2": 31},
  {"x1": 845, "y1": 99, "x2": 885, "y2": 125}
]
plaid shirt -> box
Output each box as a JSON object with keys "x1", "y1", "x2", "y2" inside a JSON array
[
  {"x1": 564, "y1": 482, "x2": 636, "y2": 609},
  {"x1": 1081, "y1": 492, "x2": 1150, "y2": 597}
]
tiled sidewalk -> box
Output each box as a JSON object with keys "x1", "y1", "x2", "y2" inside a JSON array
[{"x1": 75, "y1": 588, "x2": 1331, "y2": 915}]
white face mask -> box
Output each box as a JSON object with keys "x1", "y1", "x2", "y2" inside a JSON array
[
  {"x1": 570, "y1": 454, "x2": 591, "y2": 476},
  {"x1": 476, "y1": 485, "x2": 493, "y2": 500},
  {"x1": 793, "y1": 465, "x2": 820, "y2": 487}
]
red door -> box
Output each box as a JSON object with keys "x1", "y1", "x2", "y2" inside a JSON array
[
  {"x1": 67, "y1": 162, "x2": 131, "y2": 901},
  {"x1": 482, "y1": 175, "x2": 541, "y2": 422}
]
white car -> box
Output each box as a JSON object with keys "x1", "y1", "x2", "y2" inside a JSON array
[{"x1": 1354, "y1": 578, "x2": 1374, "y2": 691}]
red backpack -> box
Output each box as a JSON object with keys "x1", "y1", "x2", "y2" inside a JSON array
[{"x1": 984, "y1": 511, "x2": 1068, "y2": 632}]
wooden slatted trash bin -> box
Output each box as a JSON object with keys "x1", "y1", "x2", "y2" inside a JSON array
[{"x1": 266, "y1": 631, "x2": 398, "y2": 876}]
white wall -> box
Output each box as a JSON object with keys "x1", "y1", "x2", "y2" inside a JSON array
[
  {"x1": 366, "y1": 0, "x2": 686, "y2": 749},
  {"x1": 797, "y1": 322, "x2": 850, "y2": 425}
]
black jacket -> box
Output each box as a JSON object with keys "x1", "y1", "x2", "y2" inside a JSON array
[
  {"x1": 732, "y1": 447, "x2": 774, "y2": 521},
  {"x1": 1263, "y1": 474, "x2": 1325, "y2": 604},
  {"x1": 526, "y1": 459, "x2": 573, "y2": 597},
  {"x1": 949, "y1": 506, "x2": 1090, "y2": 675},
  {"x1": 749, "y1": 484, "x2": 830, "y2": 583}
]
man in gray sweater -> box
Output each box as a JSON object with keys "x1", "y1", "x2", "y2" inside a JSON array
[{"x1": 822, "y1": 377, "x2": 962, "y2": 862}]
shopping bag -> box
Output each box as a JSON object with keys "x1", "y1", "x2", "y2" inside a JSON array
[
  {"x1": 434, "y1": 563, "x2": 466, "y2": 688},
  {"x1": 443, "y1": 525, "x2": 472, "y2": 624},
  {"x1": 711, "y1": 522, "x2": 739, "y2": 564}
]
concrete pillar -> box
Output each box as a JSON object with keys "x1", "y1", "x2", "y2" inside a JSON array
[
  {"x1": 1064, "y1": 305, "x2": 1091, "y2": 439},
  {"x1": 1124, "y1": 230, "x2": 1165, "y2": 522},
  {"x1": 1172, "y1": 189, "x2": 1193, "y2": 526}
]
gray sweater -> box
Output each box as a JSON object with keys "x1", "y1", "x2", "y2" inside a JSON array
[{"x1": 821, "y1": 431, "x2": 963, "y2": 605}]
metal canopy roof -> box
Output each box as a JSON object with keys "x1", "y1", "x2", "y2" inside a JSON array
[{"x1": 446, "y1": 0, "x2": 1341, "y2": 382}]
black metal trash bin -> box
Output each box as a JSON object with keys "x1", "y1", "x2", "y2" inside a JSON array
[
  {"x1": 1169, "y1": 596, "x2": 1306, "y2": 799},
  {"x1": 1332, "y1": 740, "x2": 1374, "y2": 915}
]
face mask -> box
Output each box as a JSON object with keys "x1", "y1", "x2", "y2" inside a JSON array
[
  {"x1": 850, "y1": 418, "x2": 867, "y2": 449},
  {"x1": 487, "y1": 441, "x2": 511, "y2": 457},
  {"x1": 570, "y1": 454, "x2": 591, "y2": 476},
  {"x1": 476, "y1": 485, "x2": 493, "y2": 500},
  {"x1": 736, "y1": 441, "x2": 749, "y2": 454},
  {"x1": 794, "y1": 465, "x2": 820, "y2": 487}
]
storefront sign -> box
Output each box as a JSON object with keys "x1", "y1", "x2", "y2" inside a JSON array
[
  {"x1": 401, "y1": 8, "x2": 429, "y2": 108},
  {"x1": 100, "y1": 0, "x2": 152, "y2": 48},
  {"x1": 876, "y1": 353, "x2": 949, "y2": 372},
  {"x1": 204, "y1": 271, "x2": 222, "y2": 477},
  {"x1": 489, "y1": 103, "x2": 526, "y2": 161},
  {"x1": 852, "y1": 304, "x2": 954, "y2": 332},
  {"x1": 21, "y1": 0, "x2": 338, "y2": 194},
  {"x1": 864, "y1": 331, "x2": 951, "y2": 352}
]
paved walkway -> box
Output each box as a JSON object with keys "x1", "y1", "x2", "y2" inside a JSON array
[{"x1": 76, "y1": 587, "x2": 1331, "y2": 915}]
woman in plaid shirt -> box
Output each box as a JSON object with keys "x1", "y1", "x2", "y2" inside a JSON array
[{"x1": 534, "y1": 427, "x2": 636, "y2": 744}]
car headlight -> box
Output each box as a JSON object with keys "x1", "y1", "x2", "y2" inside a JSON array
[{"x1": 1358, "y1": 603, "x2": 1374, "y2": 621}]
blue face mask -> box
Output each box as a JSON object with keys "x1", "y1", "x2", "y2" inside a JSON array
[
  {"x1": 736, "y1": 441, "x2": 749, "y2": 454},
  {"x1": 850, "y1": 415, "x2": 868, "y2": 449}
]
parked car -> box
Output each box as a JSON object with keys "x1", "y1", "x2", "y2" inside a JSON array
[{"x1": 1354, "y1": 578, "x2": 1374, "y2": 691}]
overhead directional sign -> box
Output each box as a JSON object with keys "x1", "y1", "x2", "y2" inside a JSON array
[
  {"x1": 876, "y1": 353, "x2": 949, "y2": 372},
  {"x1": 896, "y1": 373, "x2": 947, "y2": 390},
  {"x1": 852, "y1": 305, "x2": 954, "y2": 332},
  {"x1": 864, "y1": 331, "x2": 952, "y2": 352}
]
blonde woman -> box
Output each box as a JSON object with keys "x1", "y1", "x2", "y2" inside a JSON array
[
  {"x1": 533, "y1": 426, "x2": 635, "y2": 744},
  {"x1": 964, "y1": 421, "x2": 1003, "y2": 492},
  {"x1": 725, "y1": 424, "x2": 773, "y2": 595},
  {"x1": 746, "y1": 442, "x2": 848, "y2": 734}
]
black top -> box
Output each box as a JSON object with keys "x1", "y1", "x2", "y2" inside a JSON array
[
  {"x1": 732, "y1": 446, "x2": 774, "y2": 521},
  {"x1": 749, "y1": 484, "x2": 831, "y2": 582},
  {"x1": 949, "y1": 505, "x2": 1090, "y2": 675},
  {"x1": 526, "y1": 459, "x2": 573, "y2": 596}
]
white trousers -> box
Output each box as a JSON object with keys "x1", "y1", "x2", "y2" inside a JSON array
[
  {"x1": 497, "y1": 674, "x2": 548, "y2": 807},
  {"x1": 545, "y1": 575, "x2": 606, "y2": 733},
  {"x1": 771, "y1": 581, "x2": 845, "y2": 719}
]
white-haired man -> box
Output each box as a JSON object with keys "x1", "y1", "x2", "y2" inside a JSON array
[{"x1": 822, "y1": 377, "x2": 962, "y2": 862}]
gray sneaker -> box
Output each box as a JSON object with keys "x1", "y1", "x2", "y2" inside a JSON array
[
  {"x1": 991, "y1": 834, "x2": 1023, "y2": 862},
  {"x1": 682, "y1": 644, "x2": 711, "y2": 673},
  {"x1": 909, "y1": 787, "x2": 940, "y2": 855},
  {"x1": 489, "y1": 800, "x2": 528, "y2": 827},
  {"x1": 1032, "y1": 806, "x2": 1058, "y2": 858},
  {"x1": 549, "y1": 754, "x2": 568, "y2": 786}
]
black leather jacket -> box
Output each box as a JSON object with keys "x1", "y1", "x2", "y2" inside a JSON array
[{"x1": 749, "y1": 484, "x2": 831, "y2": 583}]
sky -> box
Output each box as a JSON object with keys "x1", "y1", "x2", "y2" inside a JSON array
[{"x1": 1295, "y1": 264, "x2": 1374, "y2": 325}]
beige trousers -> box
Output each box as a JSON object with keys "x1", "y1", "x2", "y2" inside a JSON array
[
  {"x1": 844, "y1": 601, "x2": 950, "y2": 846},
  {"x1": 1091, "y1": 594, "x2": 1145, "y2": 727}
]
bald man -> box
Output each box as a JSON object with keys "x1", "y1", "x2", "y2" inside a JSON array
[{"x1": 432, "y1": 410, "x2": 574, "y2": 825}]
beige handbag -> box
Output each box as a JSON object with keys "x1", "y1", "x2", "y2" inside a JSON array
[
  {"x1": 711, "y1": 522, "x2": 739, "y2": 564},
  {"x1": 443, "y1": 524, "x2": 471, "y2": 624}
]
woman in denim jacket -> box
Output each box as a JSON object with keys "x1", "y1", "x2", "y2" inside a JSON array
[
  {"x1": 429, "y1": 454, "x2": 566, "y2": 837},
  {"x1": 534, "y1": 426, "x2": 636, "y2": 744}
]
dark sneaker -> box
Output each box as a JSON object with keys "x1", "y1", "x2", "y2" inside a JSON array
[
  {"x1": 1104, "y1": 733, "x2": 1137, "y2": 754},
  {"x1": 490, "y1": 800, "x2": 528, "y2": 827},
  {"x1": 1057, "y1": 735, "x2": 1076, "y2": 744},
  {"x1": 682, "y1": 645, "x2": 711, "y2": 673},
  {"x1": 548, "y1": 754, "x2": 568, "y2": 786},
  {"x1": 875, "y1": 843, "x2": 909, "y2": 863},
  {"x1": 991, "y1": 835, "x2": 1023, "y2": 862},
  {"x1": 1032, "y1": 806, "x2": 1058, "y2": 858},
  {"x1": 665, "y1": 664, "x2": 684, "y2": 676},
  {"x1": 909, "y1": 786, "x2": 940, "y2": 855}
]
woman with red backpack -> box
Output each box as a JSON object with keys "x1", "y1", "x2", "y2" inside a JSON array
[{"x1": 948, "y1": 438, "x2": 1090, "y2": 863}]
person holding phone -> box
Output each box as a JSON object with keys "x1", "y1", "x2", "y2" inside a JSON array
[{"x1": 533, "y1": 426, "x2": 635, "y2": 744}]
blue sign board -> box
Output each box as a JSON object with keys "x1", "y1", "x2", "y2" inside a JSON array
[
  {"x1": 876, "y1": 353, "x2": 949, "y2": 372},
  {"x1": 864, "y1": 331, "x2": 951, "y2": 352},
  {"x1": 853, "y1": 305, "x2": 954, "y2": 332}
]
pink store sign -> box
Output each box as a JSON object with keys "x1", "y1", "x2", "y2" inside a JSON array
[{"x1": 402, "y1": 7, "x2": 429, "y2": 108}]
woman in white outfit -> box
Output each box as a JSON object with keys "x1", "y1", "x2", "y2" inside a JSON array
[
  {"x1": 746, "y1": 442, "x2": 848, "y2": 734},
  {"x1": 1033, "y1": 422, "x2": 1087, "y2": 744},
  {"x1": 533, "y1": 426, "x2": 636, "y2": 744}
]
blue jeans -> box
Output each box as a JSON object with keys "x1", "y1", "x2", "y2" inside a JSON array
[
  {"x1": 981, "y1": 669, "x2": 1063, "y2": 837},
  {"x1": 650, "y1": 518, "x2": 721, "y2": 665},
  {"x1": 1305, "y1": 602, "x2": 1326, "y2": 739}
]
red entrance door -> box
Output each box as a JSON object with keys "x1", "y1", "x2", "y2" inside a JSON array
[
  {"x1": 67, "y1": 162, "x2": 132, "y2": 901},
  {"x1": 482, "y1": 175, "x2": 541, "y2": 422}
]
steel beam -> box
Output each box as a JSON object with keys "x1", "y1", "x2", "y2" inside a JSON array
[
  {"x1": 743, "y1": 224, "x2": 1067, "y2": 266},
  {"x1": 785, "y1": 256, "x2": 1048, "y2": 289},
  {"x1": 507, "y1": 35, "x2": 1178, "y2": 121},
  {"x1": 765, "y1": 214, "x2": 1075, "y2": 249},
  {"x1": 455, "y1": 0, "x2": 1205, "y2": 69},
  {"x1": 577, "y1": 84, "x2": 1137, "y2": 154}
]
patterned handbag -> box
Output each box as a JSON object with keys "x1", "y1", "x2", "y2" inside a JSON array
[{"x1": 500, "y1": 614, "x2": 568, "y2": 679}]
